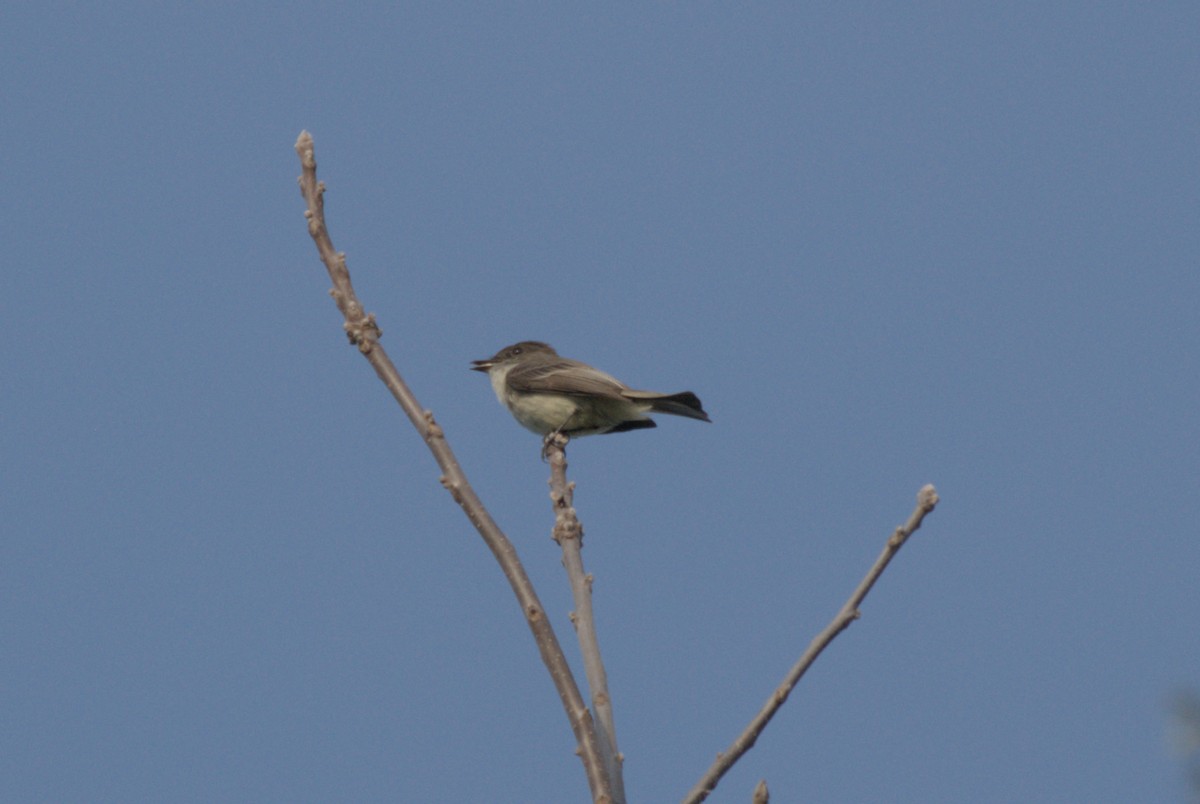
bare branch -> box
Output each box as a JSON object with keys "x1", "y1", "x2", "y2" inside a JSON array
[
  {"x1": 546, "y1": 434, "x2": 626, "y2": 804},
  {"x1": 683, "y1": 485, "x2": 941, "y2": 804},
  {"x1": 293, "y1": 131, "x2": 613, "y2": 803},
  {"x1": 751, "y1": 779, "x2": 769, "y2": 804}
]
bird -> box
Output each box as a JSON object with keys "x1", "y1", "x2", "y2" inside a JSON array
[{"x1": 471, "y1": 341, "x2": 710, "y2": 440}]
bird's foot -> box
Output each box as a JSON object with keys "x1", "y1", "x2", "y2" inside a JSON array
[{"x1": 541, "y1": 430, "x2": 569, "y2": 461}]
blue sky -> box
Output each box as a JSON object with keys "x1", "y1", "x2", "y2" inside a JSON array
[{"x1": 3, "y1": 4, "x2": 1198, "y2": 802}]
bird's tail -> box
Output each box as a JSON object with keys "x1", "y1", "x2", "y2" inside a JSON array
[{"x1": 625, "y1": 390, "x2": 711, "y2": 422}]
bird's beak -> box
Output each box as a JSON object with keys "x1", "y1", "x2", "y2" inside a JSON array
[{"x1": 470, "y1": 359, "x2": 493, "y2": 373}]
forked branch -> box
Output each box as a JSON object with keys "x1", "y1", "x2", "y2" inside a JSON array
[{"x1": 293, "y1": 131, "x2": 613, "y2": 803}]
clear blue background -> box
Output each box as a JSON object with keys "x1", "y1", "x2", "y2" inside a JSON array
[{"x1": 4, "y1": 4, "x2": 1197, "y2": 802}]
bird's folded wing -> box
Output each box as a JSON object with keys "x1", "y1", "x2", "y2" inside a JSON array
[{"x1": 506, "y1": 358, "x2": 629, "y2": 399}]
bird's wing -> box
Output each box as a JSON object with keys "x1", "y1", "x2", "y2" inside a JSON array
[{"x1": 506, "y1": 357, "x2": 630, "y2": 400}]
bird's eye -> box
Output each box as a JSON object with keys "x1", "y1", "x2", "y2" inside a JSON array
[{"x1": 512, "y1": 347, "x2": 522, "y2": 355}]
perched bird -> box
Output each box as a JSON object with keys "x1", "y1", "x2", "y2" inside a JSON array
[{"x1": 471, "y1": 341, "x2": 710, "y2": 439}]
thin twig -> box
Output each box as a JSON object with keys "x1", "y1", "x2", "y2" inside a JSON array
[
  {"x1": 682, "y1": 485, "x2": 941, "y2": 804},
  {"x1": 293, "y1": 131, "x2": 613, "y2": 804},
  {"x1": 546, "y1": 435, "x2": 626, "y2": 804}
]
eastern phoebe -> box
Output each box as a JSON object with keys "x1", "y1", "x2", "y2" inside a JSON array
[{"x1": 471, "y1": 341, "x2": 711, "y2": 438}]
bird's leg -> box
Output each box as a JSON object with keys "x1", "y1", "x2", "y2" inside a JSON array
[
  {"x1": 541, "y1": 431, "x2": 571, "y2": 461},
  {"x1": 541, "y1": 415, "x2": 575, "y2": 461}
]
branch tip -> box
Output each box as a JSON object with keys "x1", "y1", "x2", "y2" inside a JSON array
[{"x1": 917, "y1": 484, "x2": 939, "y2": 510}]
